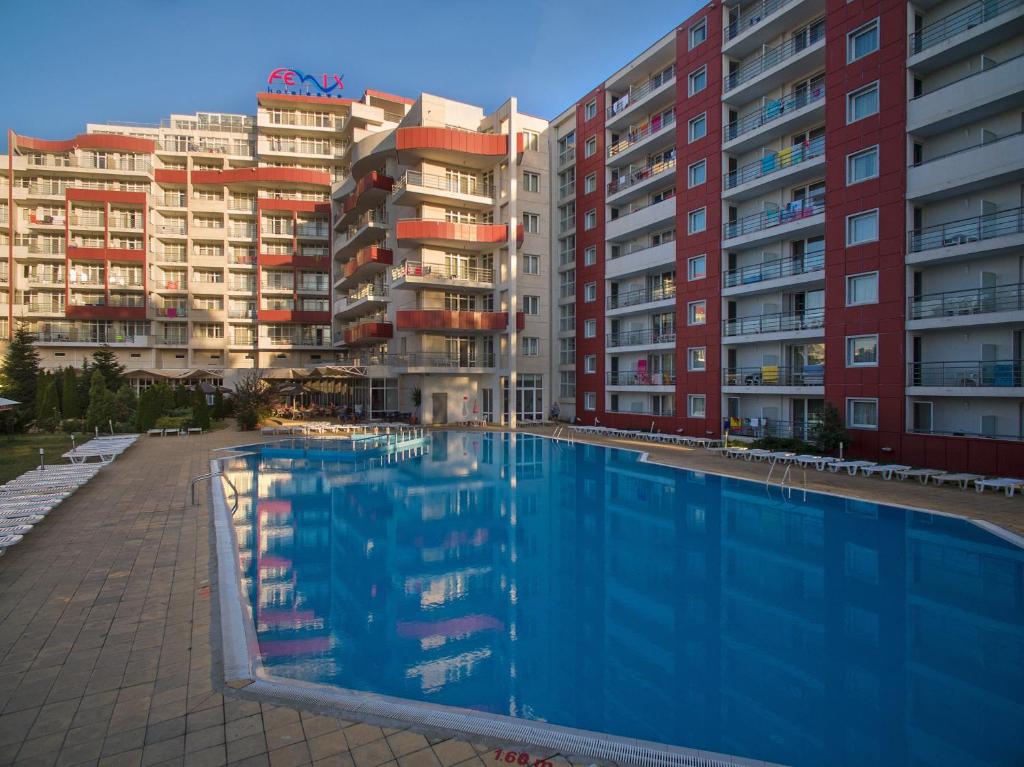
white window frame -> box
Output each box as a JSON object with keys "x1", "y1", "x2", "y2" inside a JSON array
[
  {"x1": 846, "y1": 145, "x2": 879, "y2": 185},
  {"x1": 688, "y1": 66, "x2": 707, "y2": 96},
  {"x1": 688, "y1": 254, "x2": 707, "y2": 281},
  {"x1": 688, "y1": 159, "x2": 706, "y2": 188},
  {"x1": 847, "y1": 398, "x2": 879, "y2": 430},
  {"x1": 583, "y1": 392, "x2": 597, "y2": 411},
  {"x1": 523, "y1": 295, "x2": 540, "y2": 315},
  {"x1": 689, "y1": 18, "x2": 707, "y2": 49},
  {"x1": 846, "y1": 81, "x2": 880, "y2": 124},
  {"x1": 522, "y1": 171, "x2": 540, "y2": 193},
  {"x1": 584, "y1": 354, "x2": 597, "y2": 374},
  {"x1": 846, "y1": 209, "x2": 879, "y2": 246},
  {"x1": 845, "y1": 271, "x2": 879, "y2": 306},
  {"x1": 523, "y1": 212, "x2": 540, "y2": 234},
  {"x1": 846, "y1": 334, "x2": 879, "y2": 367},
  {"x1": 688, "y1": 347, "x2": 706, "y2": 371},
  {"x1": 583, "y1": 246, "x2": 597, "y2": 266},
  {"x1": 583, "y1": 281, "x2": 597, "y2": 302},
  {"x1": 688, "y1": 394, "x2": 706, "y2": 418},
  {"x1": 687, "y1": 300, "x2": 707, "y2": 326},
  {"x1": 585, "y1": 100, "x2": 597, "y2": 120},
  {"x1": 847, "y1": 18, "x2": 880, "y2": 63},
  {"x1": 688, "y1": 113, "x2": 707, "y2": 142},
  {"x1": 523, "y1": 253, "x2": 540, "y2": 275},
  {"x1": 688, "y1": 207, "x2": 707, "y2": 234},
  {"x1": 583, "y1": 318, "x2": 597, "y2": 338},
  {"x1": 522, "y1": 337, "x2": 540, "y2": 357},
  {"x1": 584, "y1": 173, "x2": 597, "y2": 194},
  {"x1": 584, "y1": 136, "x2": 597, "y2": 158},
  {"x1": 584, "y1": 209, "x2": 597, "y2": 230}
]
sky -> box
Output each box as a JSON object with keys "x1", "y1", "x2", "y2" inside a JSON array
[{"x1": 0, "y1": 0, "x2": 700, "y2": 151}]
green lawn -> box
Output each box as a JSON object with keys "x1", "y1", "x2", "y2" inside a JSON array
[{"x1": 0, "y1": 433, "x2": 79, "y2": 484}]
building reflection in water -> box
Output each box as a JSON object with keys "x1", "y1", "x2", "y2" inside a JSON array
[{"x1": 222, "y1": 432, "x2": 1024, "y2": 767}]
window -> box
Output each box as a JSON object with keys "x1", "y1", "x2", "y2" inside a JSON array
[
  {"x1": 847, "y1": 146, "x2": 879, "y2": 184},
  {"x1": 584, "y1": 354, "x2": 597, "y2": 373},
  {"x1": 688, "y1": 66, "x2": 707, "y2": 95},
  {"x1": 559, "y1": 337, "x2": 575, "y2": 364},
  {"x1": 584, "y1": 173, "x2": 597, "y2": 194},
  {"x1": 688, "y1": 208, "x2": 706, "y2": 234},
  {"x1": 584, "y1": 136, "x2": 597, "y2": 158},
  {"x1": 847, "y1": 82, "x2": 879, "y2": 123},
  {"x1": 688, "y1": 394, "x2": 706, "y2": 418},
  {"x1": 522, "y1": 337, "x2": 540, "y2": 356},
  {"x1": 584, "y1": 392, "x2": 597, "y2": 411},
  {"x1": 583, "y1": 319, "x2": 596, "y2": 338},
  {"x1": 583, "y1": 246, "x2": 597, "y2": 266},
  {"x1": 847, "y1": 335, "x2": 878, "y2": 366},
  {"x1": 848, "y1": 19, "x2": 879, "y2": 62},
  {"x1": 689, "y1": 18, "x2": 707, "y2": 48},
  {"x1": 846, "y1": 210, "x2": 879, "y2": 245},
  {"x1": 521, "y1": 130, "x2": 539, "y2": 151},
  {"x1": 584, "y1": 282, "x2": 597, "y2": 302},
  {"x1": 688, "y1": 113, "x2": 707, "y2": 142},
  {"x1": 559, "y1": 304, "x2": 575, "y2": 331},
  {"x1": 687, "y1": 300, "x2": 706, "y2": 325},
  {"x1": 560, "y1": 371, "x2": 576, "y2": 398},
  {"x1": 688, "y1": 254, "x2": 706, "y2": 281},
  {"x1": 585, "y1": 100, "x2": 597, "y2": 120},
  {"x1": 847, "y1": 398, "x2": 878, "y2": 429},
  {"x1": 688, "y1": 159, "x2": 706, "y2": 187},
  {"x1": 584, "y1": 209, "x2": 597, "y2": 230},
  {"x1": 688, "y1": 347, "x2": 706, "y2": 371},
  {"x1": 523, "y1": 212, "x2": 540, "y2": 234},
  {"x1": 522, "y1": 171, "x2": 540, "y2": 193},
  {"x1": 523, "y1": 254, "x2": 540, "y2": 275},
  {"x1": 846, "y1": 272, "x2": 878, "y2": 306},
  {"x1": 523, "y1": 295, "x2": 540, "y2": 315}
]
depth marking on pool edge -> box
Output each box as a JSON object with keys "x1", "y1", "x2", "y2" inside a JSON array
[{"x1": 493, "y1": 748, "x2": 555, "y2": 767}]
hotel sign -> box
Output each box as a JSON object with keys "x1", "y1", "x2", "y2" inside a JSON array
[{"x1": 267, "y1": 68, "x2": 345, "y2": 96}]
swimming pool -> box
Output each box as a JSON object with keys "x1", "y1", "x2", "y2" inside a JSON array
[{"x1": 218, "y1": 431, "x2": 1024, "y2": 767}]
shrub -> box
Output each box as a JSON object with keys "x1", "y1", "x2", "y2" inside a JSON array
[
  {"x1": 155, "y1": 416, "x2": 190, "y2": 430},
  {"x1": 232, "y1": 370, "x2": 277, "y2": 431},
  {"x1": 191, "y1": 388, "x2": 211, "y2": 430},
  {"x1": 35, "y1": 374, "x2": 61, "y2": 431},
  {"x1": 751, "y1": 436, "x2": 819, "y2": 454},
  {"x1": 60, "y1": 418, "x2": 85, "y2": 433},
  {"x1": 61, "y1": 367, "x2": 81, "y2": 418},
  {"x1": 812, "y1": 403, "x2": 850, "y2": 454},
  {"x1": 85, "y1": 370, "x2": 117, "y2": 432},
  {"x1": 114, "y1": 385, "x2": 137, "y2": 425}
]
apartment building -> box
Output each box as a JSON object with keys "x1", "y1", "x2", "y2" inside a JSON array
[
  {"x1": 330, "y1": 94, "x2": 551, "y2": 426},
  {"x1": 554, "y1": 0, "x2": 1024, "y2": 473}
]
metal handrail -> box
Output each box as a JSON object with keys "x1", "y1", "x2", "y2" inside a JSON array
[
  {"x1": 607, "y1": 67, "x2": 677, "y2": 118},
  {"x1": 610, "y1": 236, "x2": 676, "y2": 260},
  {"x1": 726, "y1": 19, "x2": 825, "y2": 92},
  {"x1": 725, "y1": 85, "x2": 825, "y2": 142},
  {"x1": 913, "y1": 127, "x2": 1024, "y2": 166},
  {"x1": 907, "y1": 427, "x2": 1024, "y2": 442},
  {"x1": 393, "y1": 260, "x2": 494, "y2": 283},
  {"x1": 723, "y1": 365, "x2": 825, "y2": 386},
  {"x1": 908, "y1": 206, "x2": 1024, "y2": 252},
  {"x1": 729, "y1": 418, "x2": 823, "y2": 440},
  {"x1": 607, "y1": 328, "x2": 676, "y2": 347},
  {"x1": 191, "y1": 471, "x2": 238, "y2": 511},
  {"x1": 910, "y1": 0, "x2": 1024, "y2": 53},
  {"x1": 606, "y1": 370, "x2": 678, "y2": 385},
  {"x1": 607, "y1": 283, "x2": 676, "y2": 309},
  {"x1": 608, "y1": 112, "x2": 676, "y2": 157},
  {"x1": 721, "y1": 249, "x2": 823, "y2": 289},
  {"x1": 344, "y1": 352, "x2": 505, "y2": 369},
  {"x1": 30, "y1": 330, "x2": 140, "y2": 344},
  {"x1": 606, "y1": 406, "x2": 676, "y2": 417},
  {"x1": 911, "y1": 52, "x2": 1024, "y2": 99},
  {"x1": 394, "y1": 171, "x2": 494, "y2": 199},
  {"x1": 723, "y1": 198, "x2": 824, "y2": 239},
  {"x1": 909, "y1": 282, "x2": 1024, "y2": 319},
  {"x1": 908, "y1": 360, "x2": 1023, "y2": 387},
  {"x1": 726, "y1": 0, "x2": 801, "y2": 41},
  {"x1": 725, "y1": 136, "x2": 825, "y2": 190},
  {"x1": 723, "y1": 307, "x2": 824, "y2": 336}
]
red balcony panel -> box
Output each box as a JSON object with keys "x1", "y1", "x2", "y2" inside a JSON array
[
  {"x1": 155, "y1": 169, "x2": 188, "y2": 184},
  {"x1": 66, "y1": 188, "x2": 146, "y2": 205},
  {"x1": 395, "y1": 127, "x2": 508, "y2": 157},
  {"x1": 66, "y1": 305, "x2": 146, "y2": 321},
  {"x1": 258, "y1": 310, "x2": 331, "y2": 323},
  {"x1": 395, "y1": 219, "x2": 509, "y2": 244},
  {"x1": 343, "y1": 171, "x2": 394, "y2": 214},
  {"x1": 257, "y1": 198, "x2": 330, "y2": 214},
  {"x1": 190, "y1": 167, "x2": 331, "y2": 187},
  {"x1": 14, "y1": 132, "x2": 154, "y2": 154},
  {"x1": 344, "y1": 321, "x2": 393, "y2": 345},
  {"x1": 67, "y1": 246, "x2": 146, "y2": 263},
  {"x1": 516, "y1": 311, "x2": 525, "y2": 331},
  {"x1": 396, "y1": 310, "x2": 522, "y2": 332},
  {"x1": 259, "y1": 253, "x2": 328, "y2": 269},
  {"x1": 344, "y1": 247, "x2": 393, "y2": 278}
]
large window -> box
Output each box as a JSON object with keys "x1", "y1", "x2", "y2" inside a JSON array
[
  {"x1": 584, "y1": 136, "x2": 597, "y2": 158},
  {"x1": 583, "y1": 319, "x2": 596, "y2": 338},
  {"x1": 559, "y1": 337, "x2": 575, "y2": 365},
  {"x1": 688, "y1": 66, "x2": 707, "y2": 95},
  {"x1": 847, "y1": 19, "x2": 880, "y2": 62},
  {"x1": 585, "y1": 100, "x2": 597, "y2": 120},
  {"x1": 688, "y1": 254, "x2": 706, "y2": 281},
  {"x1": 523, "y1": 295, "x2": 540, "y2": 314},
  {"x1": 688, "y1": 208, "x2": 707, "y2": 234},
  {"x1": 522, "y1": 212, "x2": 540, "y2": 233},
  {"x1": 688, "y1": 394, "x2": 706, "y2": 418},
  {"x1": 584, "y1": 209, "x2": 597, "y2": 230},
  {"x1": 846, "y1": 210, "x2": 879, "y2": 245},
  {"x1": 846, "y1": 272, "x2": 878, "y2": 306},
  {"x1": 584, "y1": 173, "x2": 597, "y2": 194},
  {"x1": 847, "y1": 146, "x2": 879, "y2": 184},
  {"x1": 688, "y1": 300, "x2": 706, "y2": 326},
  {"x1": 688, "y1": 159, "x2": 706, "y2": 187},
  {"x1": 560, "y1": 371, "x2": 575, "y2": 399},
  {"x1": 523, "y1": 254, "x2": 540, "y2": 275},
  {"x1": 583, "y1": 392, "x2": 596, "y2": 411},
  {"x1": 846, "y1": 335, "x2": 879, "y2": 367},
  {"x1": 847, "y1": 82, "x2": 880, "y2": 123},
  {"x1": 847, "y1": 398, "x2": 878, "y2": 429},
  {"x1": 584, "y1": 354, "x2": 597, "y2": 374},
  {"x1": 688, "y1": 113, "x2": 707, "y2": 142},
  {"x1": 688, "y1": 347, "x2": 706, "y2": 371},
  {"x1": 521, "y1": 337, "x2": 540, "y2": 356},
  {"x1": 583, "y1": 246, "x2": 597, "y2": 266},
  {"x1": 516, "y1": 374, "x2": 544, "y2": 421},
  {"x1": 689, "y1": 18, "x2": 707, "y2": 48},
  {"x1": 522, "y1": 171, "x2": 540, "y2": 193}
]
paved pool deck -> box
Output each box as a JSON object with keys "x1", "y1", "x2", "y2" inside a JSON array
[{"x1": 0, "y1": 425, "x2": 1019, "y2": 767}]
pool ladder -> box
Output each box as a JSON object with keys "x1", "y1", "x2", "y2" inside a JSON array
[
  {"x1": 551, "y1": 425, "x2": 574, "y2": 445},
  {"x1": 191, "y1": 468, "x2": 238, "y2": 512}
]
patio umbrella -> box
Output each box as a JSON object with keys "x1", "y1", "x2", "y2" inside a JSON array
[{"x1": 0, "y1": 397, "x2": 20, "y2": 412}]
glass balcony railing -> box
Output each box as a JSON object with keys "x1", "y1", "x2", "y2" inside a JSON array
[
  {"x1": 558, "y1": 147, "x2": 576, "y2": 166},
  {"x1": 909, "y1": 360, "x2": 1022, "y2": 387},
  {"x1": 606, "y1": 370, "x2": 677, "y2": 386},
  {"x1": 909, "y1": 206, "x2": 1024, "y2": 252},
  {"x1": 909, "y1": 282, "x2": 1024, "y2": 320},
  {"x1": 393, "y1": 261, "x2": 494, "y2": 284},
  {"x1": 910, "y1": 0, "x2": 1024, "y2": 53},
  {"x1": 723, "y1": 197, "x2": 824, "y2": 239},
  {"x1": 723, "y1": 250, "x2": 824, "y2": 288},
  {"x1": 606, "y1": 328, "x2": 676, "y2": 347},
  {"x1": 726, "y1": 20, "x2": 825, "y2": 91},
  {"x1": 607, "y1": 283, "x2": 676, "y2": 310},
  {"x1": 728, "y1": 418, "x2": 823, "y2": 440},
  {"x1": 725, "y1": 85, "x2": 825, "y2": 142},
  {"x1": 395, "y1": 171, "x2": 494, "y2": 199},
  {"x1": 723, "y1": 307, "x2": 824, "y2": 336},
  {"x1": 726, "y1": 0, "x2": 801, "y2": 41},
  {"x1": 724, "y1": 136, "x2": 824, "y2": 190},
  {"x1": 723, "y1": 365, "x2": 824, "y2": 386}
]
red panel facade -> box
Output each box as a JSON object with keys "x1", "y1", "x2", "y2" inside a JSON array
[{"x1": 395, "y1": 127, "x2": 509, "y2": 156}]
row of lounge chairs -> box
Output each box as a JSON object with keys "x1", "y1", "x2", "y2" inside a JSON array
[
  {"x1": 260, "y1": 421, "x2": 410, "y2": 436},
  {"x1": 63, "y1": 434, "x2": 139, "y2": 463},
  {"x1": 147, "y1": 427, "x2": 204, "y2": 437},
  {"x1": 570, "y1": 425, "x2": 724, "y2": 448}
]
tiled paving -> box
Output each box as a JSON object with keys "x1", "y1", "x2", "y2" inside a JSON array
[
  {"x1": 1, "y1": 425, "x2": 1020, "y2": 767},
  {"x1": 0, "y1": 429, "x2": 574, "y2": 767}
]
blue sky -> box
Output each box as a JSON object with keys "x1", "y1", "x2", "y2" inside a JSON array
[{"x1": 0, "y1": 0, "x2": 698, "y2": 151}]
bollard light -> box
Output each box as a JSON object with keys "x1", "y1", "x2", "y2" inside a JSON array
[{"x1": 38, "y1": 447, "x2": 45, "y2": 471}]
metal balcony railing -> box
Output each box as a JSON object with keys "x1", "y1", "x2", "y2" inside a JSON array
[
  {"x1": 909, "y1": 282, "x2": 1024, "y2": 319},
  {"x1": 395, "y1": 171, "x2": 494, "y2": 199},
  {"x1": 909, "y1": 206, "x2": 1024, "y2": 253},
  {"x1": 28, "y1": 244, "x2": 66, "y2": 255},
  {"x1": 911, "y1": 0, "x2": 1024, "y2": 53},
  {"x1": 726, "y1": 20, "x2": 825, "y2": 92},
  {"x1": 606, "y1": 328, "x2": 676, "y2": 347},
  {"x1": 108, "y1": 295, "x2": 145, "y2": 308},
  {"x1": 607, "y1": 283, "x2": 676, "y2": 309},
  {"x1": 726, "y1": 0, "x2": 801, "y2": 41},
  {"x1": 153, "y1": 306, "x2": 188, "y2": 318},
  {"x1": 725, "y1": 85, "x2": 825, "y2": 142},
  {"x1": 393, "y1": 261, "x2": 494, "y2": 284},
  {"x1": 228, "y1": 308, "x2": 256, "y2": 319},
  {"x1": 723, "y1": 307, "x2": 824, "y2": 336},
  {"x1": 723, "y1": 197, "x2": 824, "y2": 239},
  {"x1": 228, "y1": 253, "x2": 255, "y2": 265},
  {"x1": 342, "y1": 283, "x2": 389, "y2": 303},
  {"x1": 154, "y1": 251, "x2": 187, "y2": 263},
  {"x1": 346, "y1": 352, "x2": 503, "y2": 369},
  {"x1": 31, "y1": 330, "x2": 142, "y2": 344},
  {"x1": 266, "y1": 112, "x2": 340, "y2": 129},
  {"x1": 909, "y1": 360, "x2": 1023, "y2": 387},
  {"x1": 723, "y1": 365, "x2": 824, "y2": 386},
  {"x1": 25, "y1": 302, "x2": 66, "y2": 313},
  {"x1": 154, "y1": 279, "x2": 187, "y2": 290},
  {"x1": 731, "y1": 249, "x2": 794, "y2": 288},
  {"x1": 296, "y1": 225, "x2": 329, "y2": 238},
  {"x1": 608, "y1": 112, "x2": 676, "y2": 157},
  {"x1": 298, "y1": 282, "x2": 329, "y2": 293},
  {"x1": 558, "y1": 147, "x2": 576, "y2": 166},
  {"x1": 611, "y1": 194, "x2": 675, "y2": 221},
  {"x1": 908, "y1": 427, "x2": 1024, "y2": 442},
  {"x1": 155, "y1": 224, "x2": 187, "y2": 235},
  {"x1": 727, "y1": 418, "x2": 823, "y2": 440},
  {"x1": 158, "y1": 334, "x2": 188, "y2": 345},
  {"x1": 610, "y1": 235, "x2": 676, "y2": 260},
  {"x1": 262, "y1": 281, "x2": 295, "y2": 291},
  {"x1": 725, "y1": 136, "x2": 825, "y2": 190},
  {"x1": 914, "y1": 127, "x2": 1024, "y2": 167},
  {"x1": 607, "y1": 67, "x2": 677, "y2": 118},
  {"x1": 606, "y1": 405, "x2": 676, "y2": 417},
  {"x1": 606, "y1": 370, "x2": 677, "y2": 386}
]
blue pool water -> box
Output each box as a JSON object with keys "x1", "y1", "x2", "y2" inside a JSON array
[{"x1": 223, "y1": 431, "x2": 1024, "y2": 767}]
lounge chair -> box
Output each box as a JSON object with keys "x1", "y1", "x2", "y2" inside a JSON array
[
  {"x1": 724, "y1": 446, "x2": 749, "y2": 459},
  {"x1": 147, "y1": 429, "x2": 164, "y2": 437},
  {"x1": 860, "y1": 464, "x2": 912, "y2": 480},
  {"x1": 930, "y1": 472, "x2": 983, "y2": 489},
  {"x1": 0, "y1": 513, "x2": 45, "y2": 525},
  {"x1": 744, "y1": 449, "x2": 774, "y2": 461},
  {"x1": 974, "y1": 477, "x2": 1024, "y2": 496},
  {"x1": 0, "y1": 534, "x2": 23, "y2": 549},
  {"x1": 766, "y1": 451, "x2": 797, "y2": 464},
  {"x1": 895, "y1": 468, "x2": 944, "y2": 484},
  {"x1": 794, "y1": 455, "x2": 837, "y2": 470},
  {"x1": 827, "y1": 460, "x2": 877, "y2": 476},
  {"x1": 0, "y1": 524, "x2": 33, "y2": 536}
]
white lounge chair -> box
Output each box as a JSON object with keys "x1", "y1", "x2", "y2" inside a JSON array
[
  {"x1": 0, "y1": 523, "x2": 33, "y2": 536},
  {"x1": 744, "y1": 449, "x2": 774, "y2": 462},
  {"x1": 0, "y1": 534, "x2": 23, "y2": 549},
  {"x1": 895, "y1": 468, "x2": 944, "y2": 484},
  {"x1": 0, "y1": 513, "x2": 45, "y2": 525},
  {"x1": 930, "y1": 472, "x2": 983, "y2": 489},
  {"x1": 766, "y1": 451, "x2": 797, "y2": 464},
  {"x1": 827, "y1": 460, "x2": 877, "y2": 476},
  {"x1": 147, "y1": 429, "x2": 163, "y2": 437},
  {"x1": 794, "y1": 455, "x2": 837, "y2": 470},
  {"x1": 860, "y1": 464, "x2": 912, "y2": 480},
  {"x1": 974, "y1": 478, "x2": 1024, "y2": 496}
]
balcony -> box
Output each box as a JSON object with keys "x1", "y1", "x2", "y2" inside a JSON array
[
  {"x1": 908, "y1": 0, "x2": 1024, "y2": 73},
  {"x1": 156, "y1": 334, "x2": 188, "y2": 346},
  {"x1": 605, "y1": 404, "x2": 676, "y2": 418},
  {"x1": 607, "y1": 283, "x2": 676, "y2": 315},
  {"x1": 722, "y1": 308, "x2": 824, "y2": 342},
  {"x1": 227, "y1": 281, "x2": 257, "y2": 294},
  {"x1": 334, "y1": 212, "x2": 388, "y2": 258},
  {"x1": 338, "y1": 171, "x2": 394, "y2": 227},
  {"x1": 391, "y1": 171, "x2": 494, "y2": 210},
  {"x1": 606, "y1": 370, "x2": 677, "y2": 388},
  {"x1": 296, "y1": 224, "x2": 329, "y2": 239},
  {"x1": 722, "y1": 365, "x2": 824, "y2": 391},
  {"x1": 343, "y1": 321, "x2": 393, "y2": 346},
  {"x1": 333, "y1": 284, "x2": 390, "y2": 319},
  {"x1": 908, "y1": 360, "x2": 1023, "y2": 394},
  {"x1": 30, "y1": 330, "x2": 150, "y2": 346},
  {"x1": 350, "y1": 351, "x2": 504, "y2": 372},
  {"x1": 723, "y1": 136, "x2": 825, "y2": 201},
  {"x1": 606, "y1": 67, "x2": 677, "y2": 131},
  {"x1": 395, "y1": 219, "x2": 513, "y2": 251},
  {"x1": 336, "y1": 246, "x2": 393, "y2": 290},
  {"x1": 152, "y1": 305, "x2": 189, "y2": 319},
  {"x1": 908, "y1": 282, "x2": 1024, "y2": 329},
  {"x1": 723, "y1": 250, "x2": 824, "y2": 295},
  {"x1": 606, "y1": 328, "x2": 676, "y2": 350},
  {"x1": 728, "y1": 418, "x2": 822, "y2": 441},
  {"x1": 724, "y1": 19, "x2": 825, "y2": 103},
  {"x1": 724, "y1": 0, "x2": 825, "y2": 56},
  {"x1": 907, "y1": 54, "x2": 1024, "y2": 136},
  {"x1": 391, "y1": 261, "x2": 494, "y2": 292},
  {"x1": 606, "y1": 197, "x2": 676, "y2": 242},
  {"x1": 722, "y1": 198, "x2": 825, "y2": 249},
  {"x1": 907, "y1": 206, "x2": 1024, "y2": 266},
  {"x1": 607, "y1": 112, "x2": 676, "y2": 164},
  {"x1": 154, "y1": 223, "x2": 187, "y2": 237},
  {"x1": 605, "y1": 239, "x2": 676, "y2": 281},
  {"x1": 394, "y1": 126, "x2": 509, "y2": 168},
  {"x1": 723, "y1": 85, "x2": 825, "y2": 153},
  {"x1": 907, "y1": 129, "x2": 1024, "y2": 202},
  {"x1": 395, "y1": 310, "x2": 525, "y2": 333}
]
